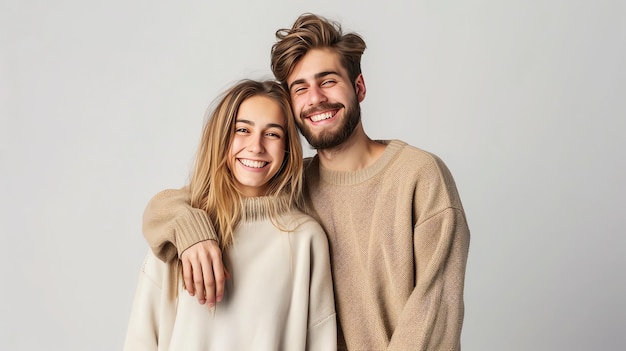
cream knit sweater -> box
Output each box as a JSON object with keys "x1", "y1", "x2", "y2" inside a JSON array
[
  {"x1": 141, "y1": 140, "x2": 470, "y2": 351},
  {"x1": 125, "y1": 196, "x2": 337, "y2": 351}
]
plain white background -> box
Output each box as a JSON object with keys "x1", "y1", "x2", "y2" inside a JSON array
[{"x1": 1, "y1": 0, "x2": 624, "y2": 350}]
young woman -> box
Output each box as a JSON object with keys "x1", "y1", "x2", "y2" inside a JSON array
[{"x1": 124, "y1": 80, "x2": 336, "y2": 351}]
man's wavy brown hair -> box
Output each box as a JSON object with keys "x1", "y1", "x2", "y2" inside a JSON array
[{"x1": 271, "y1": 13, "x2": 367, "y2": 88}]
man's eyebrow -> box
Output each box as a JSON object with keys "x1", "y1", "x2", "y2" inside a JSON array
[
  {"x1": 315, "y1": 71, "x2": 339, "y2": 79},
  {"x1": 288, "y1": 71, "x2": 340, "y2": 91}
]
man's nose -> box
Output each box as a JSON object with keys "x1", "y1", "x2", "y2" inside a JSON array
[{"x1": 307, "y1": 85, "x2": 328, "y2": 106}]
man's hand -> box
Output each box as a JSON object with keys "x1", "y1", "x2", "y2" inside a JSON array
[{"x1": 180, "y1": 240, "x2": 230, "y2": 308}]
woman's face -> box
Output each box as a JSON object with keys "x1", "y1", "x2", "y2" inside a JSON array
[{"x1": 228, "y1": 95, "x2": 287, "y2": 197}]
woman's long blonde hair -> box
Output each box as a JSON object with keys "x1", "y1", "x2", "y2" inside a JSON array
[{"x1": 188, "y1": 80, "x2": 304, "y2": 250}]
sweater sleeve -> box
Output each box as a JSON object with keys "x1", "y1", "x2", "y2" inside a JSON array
[
  {"x1": 387, "y1": 207, "x2": 470, "y2": 351},
  {"x1": 142, "y1": 187, "x2": 218, "y2": 262},
  {"x1": 123, "y1": 252, "x2": 163, "y2": 351},
  {"x1": 306, "y1": 227, "x2": 337, "y2": 351},
  {"x1": 387, "y1": 152, "x2": 470, "y2": 351}
]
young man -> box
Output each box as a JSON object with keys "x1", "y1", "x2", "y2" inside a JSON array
[{"x1": 143, "y1": 13, "x2": 470, "y2": 350}]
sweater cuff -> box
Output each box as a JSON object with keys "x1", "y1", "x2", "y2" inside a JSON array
[{"x1": 173, "y1": 208, "x2": 218, "y2": 256}]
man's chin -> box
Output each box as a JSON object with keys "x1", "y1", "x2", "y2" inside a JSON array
[{"x1": 305, "y1": 135, "x2": 345, "y2": 150}]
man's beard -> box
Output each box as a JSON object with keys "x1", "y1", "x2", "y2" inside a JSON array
[{"x1": 296, "y1": 96, "x2": 361, "y2": 150}]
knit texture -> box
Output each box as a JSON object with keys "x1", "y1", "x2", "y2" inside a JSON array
[
  {"x1": 142, "y1": 188, "x2": 219, "y2": 261},
  {"x1": 127, "y1": 196, "x2": 337, "y2": 350},
  {"x1": 141, "y1": 139, "x2": 470, "y2": 350},
  {"x1": 304, "y1": 140, "x2": 470, "y2": 350}
]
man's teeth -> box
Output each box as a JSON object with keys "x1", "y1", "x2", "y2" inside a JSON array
[
  {"x1": 239, "y1": 159, "x2": 268, "y2": 168},
  {"x1": 310, "y1": 111, "x2": 334, "y2": 122}
]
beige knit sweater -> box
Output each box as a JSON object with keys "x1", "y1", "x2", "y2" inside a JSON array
[
  {"x1": 126, "y1": 196, "x2": 337, "y2": 350},
  {"x1": 142, "y1": 140, "x2": 470, "y2": 350}
]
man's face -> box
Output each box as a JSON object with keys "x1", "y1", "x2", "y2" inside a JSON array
[{"x1": 286, "y1": 48, "x2": 365, "y2": 149}]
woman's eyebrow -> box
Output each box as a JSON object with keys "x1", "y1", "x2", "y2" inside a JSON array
[
  {"x1": 266, "y1": 123, "x2": 286, "y2": 132},
  {"x1": 236, "y1": 119, "x2": 285, "y2": 131}
]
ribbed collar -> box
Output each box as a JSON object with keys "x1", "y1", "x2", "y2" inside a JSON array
[
  {"x1": 315, "y1": 140, "x2": 406, "y2": 185},
  {"x1": 240, "y1": 194, "x2": 293, "y2": 222}
]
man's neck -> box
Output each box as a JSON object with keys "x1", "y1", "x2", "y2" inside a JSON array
[{"x1": 316, "y1": 125, "x2": 387, "y2": 172}]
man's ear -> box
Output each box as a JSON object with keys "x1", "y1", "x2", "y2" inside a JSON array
[{"x1": 354, "y1": 74, "x2": 366, "y2": 102}]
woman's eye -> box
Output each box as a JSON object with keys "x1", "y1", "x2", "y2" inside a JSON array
[
  {"x1": 266, "y1": 132, "x2": 282, "y2": 138},
  {"x1": 236, "y1": 127, "x2": 248, "y2": 133}
]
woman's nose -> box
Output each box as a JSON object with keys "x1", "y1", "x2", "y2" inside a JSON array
[{"x1": 246, "y1": 134, "x2": 265, "y2": 153}]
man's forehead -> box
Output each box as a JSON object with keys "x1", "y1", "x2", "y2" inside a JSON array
[{"x1": 287, "y1": 48, "x2": 346, "y2": 84}]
